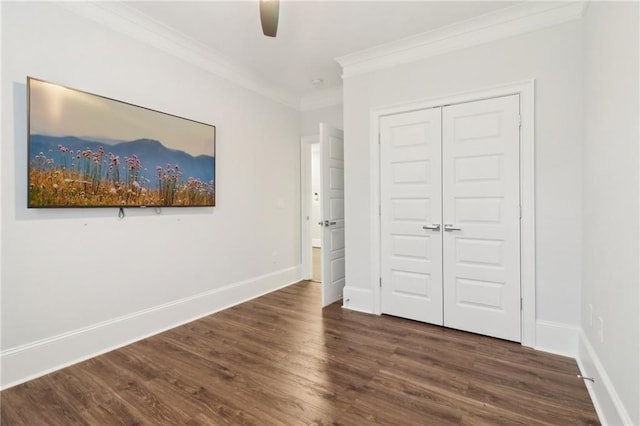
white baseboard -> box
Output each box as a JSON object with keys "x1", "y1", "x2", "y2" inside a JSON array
[
  {"x1": 0, "y1": 265, "x2": 302, "y2": 390},
  {"x1": 312, "y1": 238, "x2": 321, "y2": 247},
  {"x1": 577, "y1": 331, "x2": 633, "y2": 426},
  {"x1": 342, "y1": 286, "x2": 374, "y2": 313},
  {"x1": 534, "y1": 319, "x2": 578, "y2": 357}
]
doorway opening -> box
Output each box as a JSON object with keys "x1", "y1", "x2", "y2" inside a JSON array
[
  {"x1": 301, "y1": 134, "x2": 319, "y2": 285},
  {"x1": 300, "y1": 124, "x2": 345, "y2": 307},
  {"x1": 310, "y1": 143, "x2": 322, "y2": 283}
]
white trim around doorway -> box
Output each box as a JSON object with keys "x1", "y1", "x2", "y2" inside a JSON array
[{"x1": 369, "y1": 80, "x2": 536, "y2": 348}]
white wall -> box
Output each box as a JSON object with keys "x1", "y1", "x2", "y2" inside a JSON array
[
  {"x1": 300, "y1": 104, "x2": 343, "y2": 136},
  {"x1": 343, "y1": 22, "x2": 584, "y2": 329},
  {"x1": 580, "y1": 2, "x2": 639, "y2": 425},
  {"x1": 1, "y1": 2, "x2": 301, "y2": 387}
]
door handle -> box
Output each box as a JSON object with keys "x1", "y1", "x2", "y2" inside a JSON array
[
  {"x1": 422, "y1": 224, "x2": 441, "y2": 231},
  {"x1": 324, "y1": 220, "x2": 337, "y2": 227},
  {"x1": 444, "y1": 224, "x2": 461, "y2": 232}
]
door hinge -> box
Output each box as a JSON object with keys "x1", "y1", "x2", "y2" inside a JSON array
[
  {"x1": 520, "y1": 298, "x2": 523, "y2": 310},
  {"x1": 518, "y1": 114, "x2": 522, "y2": 127},
  {"x1": 378, "y1": 133, "x2": 381, "y2": 145},
  {"x1": 519, "y1": 204, "x2": 522, "y2": 219},
  {"x1": 379, "y1": 204, "x2": 381, "y2": 216},
  {"x1": 379, "y1": 277, "x2": 382, "y2": 288}
]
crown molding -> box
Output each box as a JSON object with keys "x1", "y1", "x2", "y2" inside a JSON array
[
  {"x1": 336, "y1": 1, "x2": 587, "y2": 78},
  {"x1": 56, "y1": 1, "x2": 300, "y2": 109},
  {"x1": 299, "y1": 86, "x2": 343, "y2": 111}
]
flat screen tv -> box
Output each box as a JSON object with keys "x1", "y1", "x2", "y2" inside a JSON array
[{"x1": 27, "y1": 77, "x2": 215, "y2": 208}]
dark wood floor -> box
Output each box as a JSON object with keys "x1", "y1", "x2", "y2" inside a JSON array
[{"x1": 1, "y1": 281, "x2": 599, "y2": 425}]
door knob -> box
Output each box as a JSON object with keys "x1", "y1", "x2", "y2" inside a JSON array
[
  {"x1": 444, "y1": 224, "x2": 461, "y2": 231},
  {"x1": 422, "y1": 224, "x2": 441, "y2": 231}
]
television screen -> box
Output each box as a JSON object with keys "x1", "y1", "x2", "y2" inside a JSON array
[{"x1": 27, "y1": 77, "x2": 216, "y2": 208}]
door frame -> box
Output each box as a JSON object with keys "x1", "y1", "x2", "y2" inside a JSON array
[
  {"x1": 301, "y1": 135, "x2": 319, "y2": 281},
  {"x1": 369, "y1": 80, "x2": 536, "y2": 348}
]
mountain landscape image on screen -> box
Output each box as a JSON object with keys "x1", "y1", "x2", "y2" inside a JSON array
[{"x1": 29, "y1": 135, "x2": 215, "y2": 207}]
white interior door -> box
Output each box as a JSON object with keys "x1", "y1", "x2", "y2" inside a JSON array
[
  {"x1": 320, "y1": 123, "x2": 345, "y2": 307},
  {"x1": 442, "y1": 95, "x2": 521, "y2": 342},
  {"x1": 380, "y1": 109, "x2": 443, "y2": 324},
  {"x1": 379, "y1": 95, "x2": 522, "y2": 342}
]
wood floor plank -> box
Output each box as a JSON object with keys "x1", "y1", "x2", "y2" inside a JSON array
[
  {"x1": 469, "y1": 355, "x2": 595, "y2": 411},
  {"x1": 134, "y1": 339, "x2": 298, "y2": 424},
  {"x1": 1, "y1": 281, "x2": 600, "y2": 425},
  {"x1": 345, "y1": 375, "x2": 464, "y2": 426},
  {"x1": 74, "y1": 357, "x2": 190, "y2": 425}
]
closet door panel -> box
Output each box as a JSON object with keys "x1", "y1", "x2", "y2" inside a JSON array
[
  {"x1": 380, "y1": 109, "x2": 443, "y2": 325},
  {"x1": 442, "y1": 95, "x2": 521, "y2": 342}
]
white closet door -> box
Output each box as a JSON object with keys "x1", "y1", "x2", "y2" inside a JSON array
[
  {"x1": 442, "y1": 95, "x2": 521, "y2": 342},
  {"x1": 380, "y1": 109, "x2": 443, "y2": 325}
]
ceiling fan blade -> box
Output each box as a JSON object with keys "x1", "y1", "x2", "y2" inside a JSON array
[{"x1": 260, "y1": 0, "x2": 279, "y2": 37}]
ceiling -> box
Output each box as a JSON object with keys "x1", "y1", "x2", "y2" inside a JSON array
[{"x1": 123, "y1": 1, "x2": 522, "y2": 106}]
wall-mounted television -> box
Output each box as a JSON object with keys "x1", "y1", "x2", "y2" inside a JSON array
[{"x1": 27, "y1": 77, "x2": 215, "y2": 208}]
